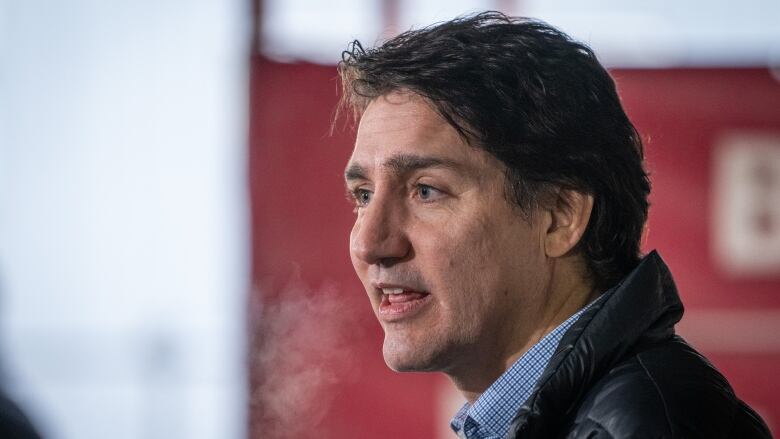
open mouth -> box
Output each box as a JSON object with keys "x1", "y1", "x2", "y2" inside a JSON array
[{"x1": 378, "y1": 288, "x2": 432, "y2": 321}]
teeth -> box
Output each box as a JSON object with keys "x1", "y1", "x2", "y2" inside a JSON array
[{"x1": 382, "y1": 288, "x2": 405, "y2": 295}]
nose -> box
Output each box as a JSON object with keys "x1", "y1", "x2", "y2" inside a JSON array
[{"x1": 350, "y1": 196, "x2": 410, "y2": 266}]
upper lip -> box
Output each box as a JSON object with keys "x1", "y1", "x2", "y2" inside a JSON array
[{"x1": 372, "y1": 281, "x2": 428, "y2": 295}]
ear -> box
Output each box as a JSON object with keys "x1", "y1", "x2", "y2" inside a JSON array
[{"x1": 543, "y1": 190, "x2": 594, "y2": 258}]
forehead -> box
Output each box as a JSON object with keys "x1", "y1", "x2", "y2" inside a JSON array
[{"x1": 348, "y1": 92, "x2": 488, "y2": 170}]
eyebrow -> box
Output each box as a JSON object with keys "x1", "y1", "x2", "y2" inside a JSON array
[{"x1": 344, "y1": 154, "x2": 462, "y2": 182}]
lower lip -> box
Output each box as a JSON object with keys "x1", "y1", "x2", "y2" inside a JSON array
[{"x1": 378, "y1": 292, "x2": 432, "y2": 322}]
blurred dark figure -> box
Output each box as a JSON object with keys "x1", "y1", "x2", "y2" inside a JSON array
[
  {"x1": 0, "y1": 390, "x2": 41, "y2": 439},
  {"x1": 0, "y1": 277, "x2": 42, "y2": 439}
]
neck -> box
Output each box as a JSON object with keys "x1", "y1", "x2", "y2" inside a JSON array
[{"x1": 448, "y1": 256, "x2": 598, "y2": 405}]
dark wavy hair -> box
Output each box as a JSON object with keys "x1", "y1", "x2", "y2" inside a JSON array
[{"x1": 337, "y1": 11, "x2": 651, "y2": 290}]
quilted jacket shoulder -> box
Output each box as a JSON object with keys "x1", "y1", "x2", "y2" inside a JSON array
[
  {"x1": 507, "y1": 252, "x2": 771, "y2": 439},
  {"x1": 568, "y1": 338, "x2": 769, "y2": 438}
]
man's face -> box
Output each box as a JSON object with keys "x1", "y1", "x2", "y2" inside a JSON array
[{"x1": 345, "y1": 92, "x2": 550, "y2": 375}]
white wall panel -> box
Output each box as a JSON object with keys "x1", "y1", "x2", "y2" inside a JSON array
[{"x1": 0, "y1": 1, "x2": 249, "y2": 438}]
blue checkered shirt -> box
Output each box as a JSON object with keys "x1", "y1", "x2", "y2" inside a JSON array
[{"x1": 450, "y1": 302, "x2": 594, "y2": 439}]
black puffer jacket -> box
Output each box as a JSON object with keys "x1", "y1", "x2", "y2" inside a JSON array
[{"x1": 508, "y1": 251, "x2": 772, "y2": 439}]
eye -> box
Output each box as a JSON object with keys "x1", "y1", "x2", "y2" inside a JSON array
[
  {"x1": 415, "y1": 184, "x2": 444, "y2": 202},
  {"x1": 352, "y1": 188, "x2": 373, "y2": 207}
]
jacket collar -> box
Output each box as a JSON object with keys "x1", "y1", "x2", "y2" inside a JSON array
[{"x1": 507, "y1": 251, "x2": 684, "y2": 438}]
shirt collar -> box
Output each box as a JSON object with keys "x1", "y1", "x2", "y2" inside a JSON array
[{"x1": 450, "y1": 300, "x2": 596, "y2": 438}]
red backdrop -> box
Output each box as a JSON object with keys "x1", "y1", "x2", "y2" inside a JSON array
[{"x1": 249, "y1": 57, "x2": 780, "y2": 438}]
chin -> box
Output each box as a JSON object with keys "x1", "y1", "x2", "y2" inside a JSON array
[
  {"x1": 383, "y1": 353, "x2": 431, "y2": 372},
  {"x1": 382, "y1": 339, "x2": 446, "y2": 373}
]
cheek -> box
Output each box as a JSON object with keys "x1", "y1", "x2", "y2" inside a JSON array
[
  {"x1": 431, "y1": 213, "x2": 534, "y2": 304},
  {"x1": 421, "y1": 216, "x2": 503, "y2": 297},
  {"x1": 444, "y1": 214, "x2": 503, "y2": 266}
]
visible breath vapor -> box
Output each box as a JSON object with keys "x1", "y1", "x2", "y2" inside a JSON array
[{"x1": 250, "y1": 276, "x2": 368, "y2": 438}]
